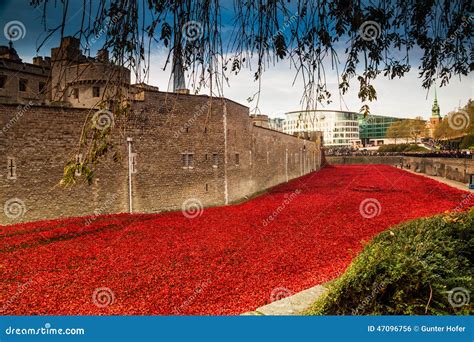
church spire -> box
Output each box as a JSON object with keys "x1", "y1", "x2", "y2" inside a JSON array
[{"x1": 431, "y1": 88, "x2": 440, "y2": 118}]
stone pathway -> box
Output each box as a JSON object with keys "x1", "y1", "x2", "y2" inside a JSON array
[
  {"x1": 402, "y1": 169, "x2": 474, "y2": 193},
  {"x1": 242, "y1": 285, "x2": 327, "y2": 315},
  {"x1": 242, "y1": 170, "x2": 472, "y2": 316}
]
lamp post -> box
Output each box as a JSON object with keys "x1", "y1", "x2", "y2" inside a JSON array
[{"x1": 127, "y1": 137, "x2": 133, "y2": 213}]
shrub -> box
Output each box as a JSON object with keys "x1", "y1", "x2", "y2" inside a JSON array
[
  {"x1": 378, "y1": 144, "x2": 429, "y2": 153},
  {"x1": 306, "y1": 209, "x2": 474, "y2": 315},
  {"x1": 460, "y1": 133, "x2": 474, "y2": 150}
]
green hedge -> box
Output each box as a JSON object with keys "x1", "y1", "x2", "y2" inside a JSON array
[
  {"x1": 378, "y1": 144, "x2": 429, "y2": 153},
  {"x1": 306, "y1": 209, "x2": 473, "y2": 315},
  {"x1": 460, "y1": 133, "x2": 474, "y2": 150}
]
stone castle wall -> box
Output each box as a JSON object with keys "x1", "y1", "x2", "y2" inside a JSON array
[
  {"x1": 0, "y1": 91, "x2": 322, "y2": 225},
  {"x1": 326, "y1": 156, "x2": 474, "y2": 184}
]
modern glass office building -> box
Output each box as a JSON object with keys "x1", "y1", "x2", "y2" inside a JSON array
[
  {"x1": 283, "y1": 110, "x2": 360, "y2": 147},
  {"x1": 357, "y1": 114, "x2": 407, "y2": 146},
  {"x1": 282, "y1": 110, "x2": 412, "y2": 147}
]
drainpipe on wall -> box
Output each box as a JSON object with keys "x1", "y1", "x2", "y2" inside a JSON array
[
  {"x1": 285, "y1": 148, "x2": 288, "y2": 182},
  {"x1": 127, "y1": 137, "x2": 133, "y2": 213},
  {"x1": 223, "y1": 101, "x2": 229, "y2": 205}
]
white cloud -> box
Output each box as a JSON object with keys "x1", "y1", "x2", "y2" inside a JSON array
[{"x1": 144, "y1": 48, "x2": 473, "y2": 120}]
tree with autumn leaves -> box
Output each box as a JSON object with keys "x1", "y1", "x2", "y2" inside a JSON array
[
  {"x1": 386, "y1": 118, "x2": 428, "y2": 144},
  {"x1": 433, "y1": 100, "x2": 474, "y2": 147}
]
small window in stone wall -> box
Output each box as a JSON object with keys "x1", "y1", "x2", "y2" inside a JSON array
[
  {"x1": 92, "y1": 86, "x2": 100, "y2": 97},
  {"x1": 182, "y1": 153, "x2": 194, "y2": 168},
  {"x1": 0, "y1": 75, "x2": 6, "y2": 88},
  {"x1": 75, "y1": 153, "x2": 83, "y2": 176},
  {"x1": 7, "y1": 157, "x2": 16, "y2": 180},
  {"x1": 235, "y1": 153, "x2": 240, "y2": 166},
  {"x1": 212, "y1": 153, "x2": 218, "y2": 168},
  {"x1": 19, "y1": 79, "x2": 27, "y2": 92},
  {"x1": 72, "y1": 88, "x2": 79, "y2": 99},
  {"x1": 39, "y1": 82, "x2": 46, "y2": 93}
]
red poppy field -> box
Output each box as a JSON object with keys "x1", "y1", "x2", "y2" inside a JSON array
[{"x1": 1, "y1": 165, "x2": 472, "y2": 315}]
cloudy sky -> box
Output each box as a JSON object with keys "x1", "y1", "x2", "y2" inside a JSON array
[{"x1": 1, "y1": 0, "x2": 472, "y2": 120}]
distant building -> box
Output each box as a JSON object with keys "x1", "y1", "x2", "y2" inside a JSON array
[
  {"x1": 268, "y1": 117, "x2": 284, "y2": 132},
  {"x1": 0, "y1": 41, "x2": 50, "y2": 105},
  {"x1": 283, "y1": 110, "x2": 360, "y2": 147},
  {"x1": 250, "y1": 114, "x2": 270, "y2": 128},
  {"x1": 428, "y1": 90, "x2": 442, "y2": 137},
  {"x1": 283, "y1": 109, "x2": 414, "y2": 147},
  {"x1": 357, "y1": 114, "x2": 408, "y2": 146}
]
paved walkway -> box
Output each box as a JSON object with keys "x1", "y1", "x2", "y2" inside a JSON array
[
  {"x1": 243, "y1": 168, "x2": 472, "y2": 316},
  {"x1": 242, "y1": 285, "x2": 327, "y2": 315},
  {"x1": 401, "y1": 169, "x2": 473, "y2": 193}
]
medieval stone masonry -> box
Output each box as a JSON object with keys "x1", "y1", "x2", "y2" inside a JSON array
[{"x1": 0, "y1": 38, "x2": 322, "y2": 225}]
